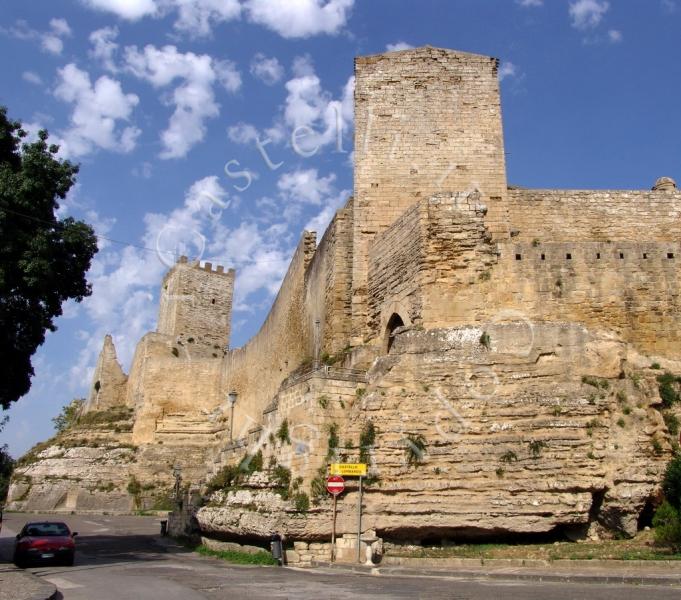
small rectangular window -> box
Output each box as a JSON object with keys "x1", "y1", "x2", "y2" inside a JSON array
[
  {"x1": 668, "y1": 252, "x2": 675, "y2": 259},
  {"x1": 515, "y1": 254, "x2": 522, "y2": 261},
  {"x1": 566, "y1": 253, "x2": 572, "y2": 260},
  {"x1": 541, "y1": 254, "x2": 545, "y2": 261},
  {"x1": 619, "y1": 252, "x2": 624, "y2": 259},
  {"x1": 596, "y1": 253, "x2": 601, "y2": 259},
  {"x1": 643, "y1": 253, "x2": 648, "y2": 259}
]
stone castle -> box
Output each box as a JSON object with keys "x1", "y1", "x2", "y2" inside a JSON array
[{"x1": 8, "y1": 47, "x2": 681, "y2": 559}]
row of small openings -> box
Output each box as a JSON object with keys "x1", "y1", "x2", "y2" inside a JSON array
[{"x1": 515, "y1": 252, "x2": 676, "y2": 261}]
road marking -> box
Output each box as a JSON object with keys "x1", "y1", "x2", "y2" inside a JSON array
[{"x1": 43, "y1": 576, "x2": 83, "y2": 589}]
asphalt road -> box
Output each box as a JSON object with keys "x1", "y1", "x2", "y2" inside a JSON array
[{"x1": 1, "y1": 512, "x2": 681, "y2": 600}]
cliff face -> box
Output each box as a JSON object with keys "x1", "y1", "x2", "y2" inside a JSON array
[{"x1": 195, "y1": 323, "x2": 675, "y2": 543}]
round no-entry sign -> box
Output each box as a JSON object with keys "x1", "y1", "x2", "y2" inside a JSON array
[{"x1": 326, "y1": 475, "x2": 345, "y2": 495}]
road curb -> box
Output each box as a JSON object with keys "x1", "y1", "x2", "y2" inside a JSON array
[
  {"x1": 311, "y1": 561, "x2": 681, "y2": 587},
  {"x1": 0, "y1": 566, "x2": 57, "y2": 600}
]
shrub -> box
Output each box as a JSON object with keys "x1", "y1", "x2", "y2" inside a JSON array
[
  {"x1": 171, "y1": 347, "x2": 179, "y2": 357},
  {"x1": 293, "y1": 491, "x2": 310, "y2": 513},
  {"x1": 276, "y1": 419, "x2": 291, "y2": 444},
  {"x1": 318, "y1": 395, "x2": 329, "y2": 409},
  {"x1": 404, "y1": 433, "x2": 427, "y2": 465},
  {"x1": 658, "y1": 373, "x2": 681, "y2": 408},
  {"x1": 653, "y1": 501, "x2": 681, "y2": 550},
  {"x1": 652, "y1": 438, "x2": 664, "y2": 456},
  {"x1": 500, "y1": 450, "x2": 518, "y2": 464},
  {"x1": 663, "y1": 454, "x2": 681, "y2": 510},
  {"x1": 359, "y1": 421, "x2": 377, "y2": 464},
  {"x1": 272, "y1": 465, "x2": 291, "y2": 498},
  {"x1": 528, "y1": 440, "x2": 547, "y2": 458},
  {"x1": 479, "y1": 332, "x2": 491, "y2": 349},
  {"x1": 127, "y1": 475, "x2": 142, "y2": 497},
  {"x1": 206, "y1": 464, "x2": 242, "y2": 493},
  {"x1": 310, "y1": 466, "x2": 328, "y2": 504},
  {"x1": 52, "y1": 399, "x2": 85, "y2": 433},
  {"x1": 652, "y1": 362, "x2": 662, "y2": 370},
  {"x1": 664, "y1": 412, "x2": 680, "y2": 437},
  {"x1": 582, "y1": 376, "x2": 609, "y2": 390},
  {"x1": 326, "y1": 423, "x2": 339, "y2": 461},
  {"x1": 617, "y1": 417, "x2": 626, "y2": 428}
]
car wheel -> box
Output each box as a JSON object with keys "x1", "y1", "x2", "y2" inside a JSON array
[
  {"x1": 13, "y1": 552, "x2": 25, "y2": 569},
  {"x1": 64, "y1": 552, "x2": 74, "y2": 566}
]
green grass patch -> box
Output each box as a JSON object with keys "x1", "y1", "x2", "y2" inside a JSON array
[{"x1": 196, "y1": 544, "x2": 277, "y2": 565}]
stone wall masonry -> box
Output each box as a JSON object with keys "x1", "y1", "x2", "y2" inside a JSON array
[
  {"x1": 219, "y1": 232, "x2": 318, "y2": 443},
  {"x1": 128, "y1": 333, "x2": 224, "y2": 445},
  {"x1": 304, "y1": 199, "x2": 355, "y2": 356},
  {"x1": 506, "y1": 188, "x2": 681, "y2": 243},
  {"x1": 352, "y1": 46, "x2": 508, "y2": 343},
  {"x1": 86, "y1": 335, "x2": 128, "y2": 412},
  {"x1": 157, "y1": 258, "x2": 235, "y2": 349},
  {"x1": 367, "y1": 202, "x2": 425, "y2": 339}
]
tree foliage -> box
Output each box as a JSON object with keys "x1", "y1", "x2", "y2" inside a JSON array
[
  {"x1": 0, "y1": 417, "x2": 15, "y2": 502},
  {"x1": 52, "y1": 398, "x2": 85, "y2": 434},
  {"x1": 0, "y1": 106, "x2": 98, "y2": 409}
]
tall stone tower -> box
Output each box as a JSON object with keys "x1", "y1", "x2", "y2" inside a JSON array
[
  {"x1": 352, "y1": 46, "x2": 508, "y2": 342},
  {"x1": 86, "y1": 334, "x2": 128, "y2": 412},
  {"x1": 157, "y1": 256, "x2": 235, "y2": 349}
]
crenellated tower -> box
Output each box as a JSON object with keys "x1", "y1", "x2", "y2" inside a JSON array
[{"x1": 157, "y1": 256, "x2": 235, "y2": 349}]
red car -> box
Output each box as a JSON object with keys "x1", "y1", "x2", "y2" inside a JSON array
[{"x1": 13, "y1": 521, "x2": 78, "y2": 567}]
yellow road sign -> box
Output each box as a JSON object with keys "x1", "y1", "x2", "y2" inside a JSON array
[{"x1": 330, "y1": 463, "x2": 367, "y2": 477}]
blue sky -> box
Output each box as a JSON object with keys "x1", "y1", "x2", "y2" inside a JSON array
[{"x1": 1, "y1": 0, "x2": 680, "y2": 458}]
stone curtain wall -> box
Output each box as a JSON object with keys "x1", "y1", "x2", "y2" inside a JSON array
[
  {"x1": 304, "y1": 199, "x2": 355, "y2": 357},
  {"x1": 157, "y1": 258, "x2": 235, "y2": 349},
  {"x1": 367, "y1": 202, "x2": 425, "y2": 338},
  {"x1": 506, "y1": 189, "x2": 681, "y2": 243},
  {"x1": 220, "y1": 233, "x2": 318, "y2": 436},
  {"x1": 352, "y1": 47, "x2": 508, "y2": 345}
]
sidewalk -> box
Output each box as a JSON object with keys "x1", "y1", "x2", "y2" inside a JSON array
[
  {"x1": 311, "y1": 557, "x2": 681, "y2": 587},
  {"x1": 0, "y1": 566, "x2": 56, "y2": 600}
]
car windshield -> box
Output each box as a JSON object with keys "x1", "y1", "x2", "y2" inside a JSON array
[{"x1": 24, "y1": 523, "x2": 70, "y2": 537}]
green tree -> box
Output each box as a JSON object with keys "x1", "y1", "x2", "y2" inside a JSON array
[
  {"x1": 0, "y1": 417, "x2": 15, "y2": 502},
  {"x1": 0, "y1": 107, "x2": 98, "y2": 409},
  {"x1": 52, "y1": 398, "x2": 85, "y2": 433}
]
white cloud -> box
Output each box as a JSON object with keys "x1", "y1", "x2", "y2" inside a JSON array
[
  {"x1": 2, "y1": 18, "x2": 72, "y2": 55},
  {"x1": 250, "y1": 53, "x2": 284, "y2": 85},
  {"x1": 278, "y1": 168, "x2": 336, "y2": 205},
  {"x1": 80, "y1": 0, "x2": 353, "y2": 38},
  {"x1": 215, "y1": 59, "x2": 242, "y2": 92},
  {"x1": 499, "y1": 62, "x2": 518, "y2": 81},
  {"x1": 244, "y1": 0, "x2": 354, "y2": 38},
  {"x1": 49, "y1": 18, "x2": 72, "y2": 37},
  {"x1": 385, "y1": 42, "x2": 413, "y2": 52},
  {"x1": 516, "y1": 0, "x2": 543, "y2": 6},
  {"x1": 53, "y1": 64, "x2": 141, "y2": 158},
  {"x1": 304, "y1": 189, "x2": 350, "y2": 235},
  {"x1": 171, "y1": 0, "x2": 242, "y2": 37},
  {"x1": 280, "y1": 56, "x2": 354, "y2": 153},
  {"x1": 22, "y1": 71, "x2": 43, "y2": 85},
  {"x1": 80, "y1": 0, "x2": 158, "y2": 20},
  {"x1": 89, "y1": 26, "x2": 119, "y2": 72},
  {"x1": 608, "y1": 29, "x2": 622, "y2": 43},
  {"x1": 124, "y1": 44, "x2": 240, "y2": 159},
  {"x1": 227, "y1": 122, "x2": 260, "y2": 144},
  {"x1": 569, "y1": 0, "x2": 609, "y2": 30}
]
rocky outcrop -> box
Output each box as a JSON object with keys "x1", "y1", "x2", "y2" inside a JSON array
[{"x1": 196, "y1": 322, "x2": 674, "y2": 543}]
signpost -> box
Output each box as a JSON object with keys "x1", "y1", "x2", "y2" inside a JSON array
[
  {"x1": 326, "y1": 475, "x2": 344, "y2": 561},
  {"x1": 328, "y1": 463, "x2": 367, "y2": 563}
]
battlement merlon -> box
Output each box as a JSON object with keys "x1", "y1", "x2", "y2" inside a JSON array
[{"x1": 157, "y1": 256, "x2": 236, "y2": 349}]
